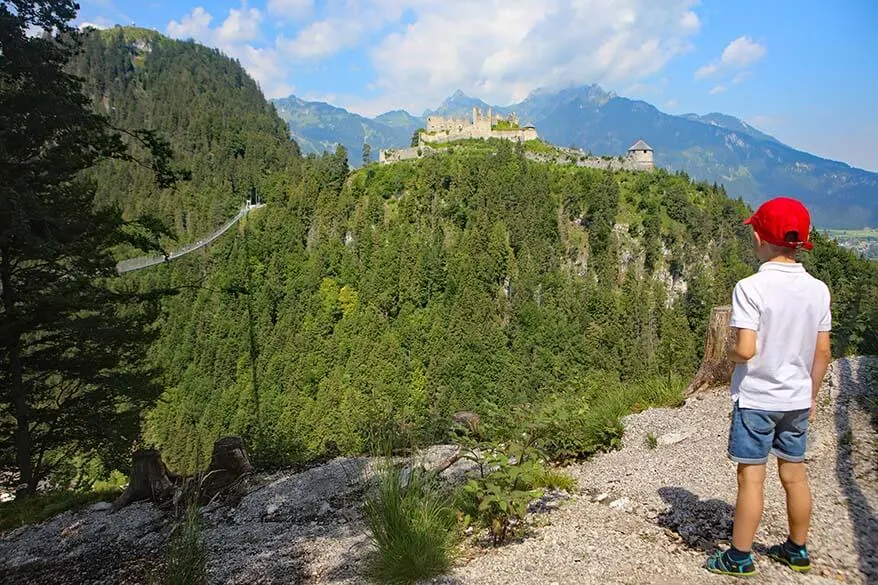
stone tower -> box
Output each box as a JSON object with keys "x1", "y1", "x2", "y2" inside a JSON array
[{"x1": 627, "y1": 139, "x2": 654, "y2": 170}]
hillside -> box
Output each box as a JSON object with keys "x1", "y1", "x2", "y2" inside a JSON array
[
  {"x1": 70, "y1": 26, "x2": 301, "y2": 239},
  {"x1": 132, "y1": 143, "x2": 748, "y2": 473},
  {"x1": 118, "y1": 141, "x2": 878, "y2": 476},
  {"x1": 271, "y1": 85, "x2": 878, "y2": 228}
]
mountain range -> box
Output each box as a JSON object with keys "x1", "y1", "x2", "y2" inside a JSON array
[{"x1": 272, "y1": 86, "x2": 878, "y2": 229}]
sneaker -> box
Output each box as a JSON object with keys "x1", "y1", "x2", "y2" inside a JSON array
[
  {"x1": 768, "y1": 542, "x2": 811, "y2": 572},
  {"x1": 706, "y1": 550, "x2": 757, "y2": 576}
]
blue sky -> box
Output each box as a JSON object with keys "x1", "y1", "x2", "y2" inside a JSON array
[{"x1": 77, "y1": 0, "x2": 878, "y2": 171}]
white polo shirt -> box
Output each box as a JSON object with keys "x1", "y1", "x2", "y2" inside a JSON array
[{"x1": 729, "y1": 262, "x2": 831, "y2": 411}]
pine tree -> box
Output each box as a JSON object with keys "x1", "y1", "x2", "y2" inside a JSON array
[
  {"x1": 362, "y1": 143, "x2": 372, "y2": 167},
  {"x1": 0, "y1": 1, "x2": 176, "y2": 492}
]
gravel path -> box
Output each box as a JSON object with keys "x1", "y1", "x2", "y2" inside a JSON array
[
  {"x1": 2, "y1": 357, "x2": 874, "y2": 585},
  {"x1": 429, "y1": 356, "x2": 878, "y2": 585}
]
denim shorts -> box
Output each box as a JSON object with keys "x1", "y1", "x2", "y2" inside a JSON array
[{"x1": 728, "y1": 402, "x2": 810, "y2": 464}]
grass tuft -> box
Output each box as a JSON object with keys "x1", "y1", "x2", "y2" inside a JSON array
[
  {"x1": 646, "y1": 433, "x2": 658, "y2": 450},
  {"x1": 363, "y1": 461, "x2": 457, "y2": 584},
  {"x1": 529, "y1": 467, "x2": 577, "y2": 492},
  {"x1": 165, "y1": 504, "x2": 208, "y2": 585}
]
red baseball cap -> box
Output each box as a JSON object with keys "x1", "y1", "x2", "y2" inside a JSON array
[{"x1": 744, "y1": 197, "x2": 814, "y2": 251}]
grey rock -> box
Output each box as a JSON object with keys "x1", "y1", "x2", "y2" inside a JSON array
[{"x1": 656, "y1": 430, "x2": 692, "y2": 446}]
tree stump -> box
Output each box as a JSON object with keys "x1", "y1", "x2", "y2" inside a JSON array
[
  {"x1": 686, "y1": 305, "x2": 734, "y2": 397},
  {"x1": 451, "y1": 411, "x2": 482, "y2": 438},
  {"x1": 112, "y1": 449, "x2": 178, "y2": 512},
  {"x1": 199, "y1": 436, "x2": 254, "y2": 503}
]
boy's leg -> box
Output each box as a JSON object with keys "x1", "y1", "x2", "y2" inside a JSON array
[
  {"x1": 767, "y1": 409, "x2": 813, "y2": 572},
  {"x1": 732, "y1": 463, "x2": 767, "y2": 552},
  {"x1": 778, "y1": 459, "x2": 811, "y2": 545},
  {"x1": 707, "y1": 404, "x2": 773, "y2": 575}
]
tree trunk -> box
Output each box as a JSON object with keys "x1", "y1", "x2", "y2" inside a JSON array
[
  {"x1": 112, "y1": 449, "x2": 178, "y2": 511},
  {"x1": 1, "y1": 246, "x2": 33, "y2": 495},
  {"x1": 199, "y1": 437, "x2": 254, "y2": 502},
  {"x1": 686, "y1": 305, "x2": 734, "y2": 397}
]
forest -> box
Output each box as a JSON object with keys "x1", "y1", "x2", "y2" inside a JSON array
[
  {"x1": 134, "y1": 142, "x2": 878, "y2": 474},
  {"x1": 2, "y1": 18, "x2": 877, "y2": 494}
]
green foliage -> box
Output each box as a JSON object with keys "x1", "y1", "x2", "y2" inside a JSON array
[
  {"x1": 70, "y1": 27, "x2": 301, "y2": 241},
  {"x1": 134, "y1": 145, "x2": 761, "y2": 472},
  {"x1": 490, "y1": 373, "x2": 685, "y2": 463},
  {"x1": 529, "y1": 466, "x2": 577, "y2": 492},
  {"x1": 364, "y1": 461, "x2": 457, "y2": 584},
  {"x1": 0, "y1": 489, "x2": 119, "y2": 532},
  {"x1": 646, "y1": 433, "x2": 658, "y2": 450},
  {"x1": 121, "y1": 139, "x2": 876, "y2": 478},
  {"x1": 492, "y1": 120, "x2": 521, "y2": 131},
  {"x1": 411, "y1": 128, "x2": 424, "y2": 147},
  {"x1": 803, "y1": 232, "x2": 878, "y2": 356},
  {"x1": 0, "y1": 6, "x2": 178, "y2": 491},
  {"x1": 458, "y1": 441, "x2": 545, "y2": 545},
  {"x1": 164, "y1": 504, "x2": 208, "y2": 585}
]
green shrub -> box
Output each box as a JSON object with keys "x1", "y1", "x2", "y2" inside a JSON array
[
  {"x1": 165, "y1": 504, "x2": 208, "y2": 585},
  {"x1": 457, "y1": 441, "x2": 544, "y2": 545},
  {"x1": 524, "y1": 374, "x2": 685, "y2": 462},
  {"x1": 646, "y1": 433, "x2": 658, "y2": 450},
  {"x1": 0, "y1": 489, "x2": 119, "y2": 532},
  {"x1": 364, "y1": 461, "x2": 457, "y2": 584}
]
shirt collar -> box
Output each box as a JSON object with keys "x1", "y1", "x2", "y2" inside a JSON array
[{"x1": 758, "y1": 262, "x2": 806, "y2": 273}]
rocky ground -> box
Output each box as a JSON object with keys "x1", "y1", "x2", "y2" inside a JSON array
[{"x1": 1, "y1": 357, "x2": 875, "y2": 585}]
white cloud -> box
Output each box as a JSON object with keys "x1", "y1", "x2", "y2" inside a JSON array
[
  {"x1": 166, "y1": 4, "x2": 291, "y2": 99},
  {"x1": 365, "y1": 0, "x2": 701, "y2": 114},
  {"x1": 218, "y1": 6, "x2": 262, "y2": 43},
  {"x1": 167, "y1": 6, "x2": 213, "y2": 41},
  {"x1": 267, "y1": 0, "x2": 314, "y2": 19},
  {"x1": 278, "y1": 0, "x2": 408, "y2": 61},
  {"x1": 695, "y1": 35, "x2": 765, "y2": 94},
  {"x1": 279, "y1": 19, "x2": 361, "y2": 59},
  {"x1": 721, "y1": 36, "x2": 766, "y2": 68},
  {"x1": 695, "y1": 62, "x2": 718, "y2": 79},
  {"x1": 79, "y1": 17, "x2": 114, "y2": 30},
  {"x1": 166, "y1": 0, "x2": 704, "y2": 113},
  {"x1": 680, "y1": 10, "x2": 700, "y2": 31},
  {"x1": 664, "y1": 98, "x2": 678, "y2": 109}
]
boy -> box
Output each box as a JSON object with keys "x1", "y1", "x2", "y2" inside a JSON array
[{"x1": 707, "y1": 197, "x2": 833, "y2": 576}]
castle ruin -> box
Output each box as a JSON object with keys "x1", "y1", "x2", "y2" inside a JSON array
[
  {"x1": 379, "y1": 112, "x2": 655, "y2": 172},
  {"x1": 419, "y1": 107, "x2": 538, "y2": 145}
]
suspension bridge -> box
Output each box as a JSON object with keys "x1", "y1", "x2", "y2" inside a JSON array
[{"x1": 116, "y1": 202, "x2": 265, "y2": 274}]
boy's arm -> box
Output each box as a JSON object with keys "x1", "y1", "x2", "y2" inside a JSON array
[
  {"x1": 810, "y1": 331, "x2": 832, "y2": 418},
  {"x1": 729, "y1": 281, "x2": 759, "y2": 363},
  {"x1": 727, "y1": 327, "x2": 756, "y2": 363}
]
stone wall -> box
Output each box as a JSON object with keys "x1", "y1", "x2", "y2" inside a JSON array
[
  {"x1": 380, "y1": 144, "x2": 655, "y2": 170},
  {"x1": 379, "y1": 146, "x2": 434, "y2": 163},
  {"x1": 525, "y1": 149, "x2": 654, "y2": 172},
  {"x1": 419, "y1": 126, "x2": 537, "y2": 145}
]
